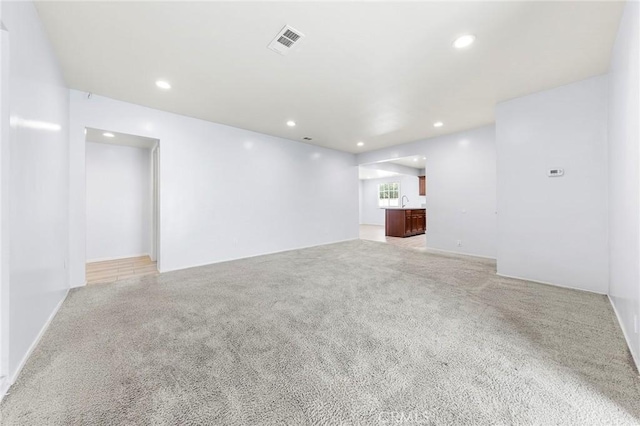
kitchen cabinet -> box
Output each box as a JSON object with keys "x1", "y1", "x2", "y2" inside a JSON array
[
  {"x1": 418, "y1": 176, "x2": 426, "y2": 196},
  {"x1": 385, "y1": 209, "x2": 426, "y2": 237}
]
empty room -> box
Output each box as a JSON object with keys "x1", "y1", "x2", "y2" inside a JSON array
[{"x1": 0, "y1": 0, "x2": 639, "y2": 424}]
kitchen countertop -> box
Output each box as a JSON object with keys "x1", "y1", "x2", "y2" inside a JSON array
[{"x1": 381, "y1": 207, "x2": 426, "y2": 210}]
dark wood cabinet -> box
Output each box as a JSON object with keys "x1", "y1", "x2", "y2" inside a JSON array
[
  {"x1": 385, "y1": 209, "x2": 426, "y2": 237},
  {"x1": 418, "y1": 176, "x2": 426, "y2": 196}
]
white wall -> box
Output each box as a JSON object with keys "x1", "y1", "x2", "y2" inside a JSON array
[
  {"x1": 496, "y1": 76, "x2": 608, "y2": 293},
  {"x1": 363, "y1": 162, "x2": 420, "y2": 177},
  {"x1": 70, "y1": 91, "x2": 359, "y2": 285},
  {"x1": 357, "y1": 125, "x2": 497, "y2": 258},
  {"x1": 608, "y1": 1, "x2": 640, "y2": 366},
  {"x1": 358, "y1": 180, "x2": 364, "y2": 225},
  {"x1": 86, "y1": 142, "x2": 152, "y2": 262},
  {"x1": 0, "y1": 9, "x2": 9, "y2": 396},
  {"x1": 0, "y1": 0, "x2": 69, "y2": 389},
  {"x1": 360, "y1": 175, "x2": 425, "y2": 226}
]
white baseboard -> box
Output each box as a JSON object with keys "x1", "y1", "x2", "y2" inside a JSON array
[
  {"x1": 425, "y1": 246, "x2": 497, "y2": 261},
  {"x1": 9, "y1": 289, "x2": 69, "y2": 386},
  {"x1": 496, "y1": 272, "x2": 606, "y2": 295},
  {"x1": 159, "y1": 238, "x2": 359, "y2": 274},
  {"x1": 607, "y1": 295, "x2": 640, "y2": 374},
  {"x1": 0, "y1": 375, "x2": 8, "y2": 403},
  {"x1": 86, "y1": 253, "x2": 150, "y2": 264}
]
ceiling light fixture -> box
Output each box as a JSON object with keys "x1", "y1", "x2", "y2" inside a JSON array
[
  {"x1": 453, "y1": 34, "x2": 475, "y2": 49},
  {"x1": 286, "y1": 120, "x2": 296, "y2": 127},
  {"x1": 357, "y1": 142, "x2": 364, "y2": 147},
  {"x1": 103, "y1": 132, "x2": 115, "y2": 138},
  {"x1": 433, "y1": 121, "x2": 444, "y2": 128},
  {"x1": 155, "y1": 80, "x2": 171, "y2": 89},
  {"x1": 413, "y1": 158, "x2": 418, "y2": 162}
]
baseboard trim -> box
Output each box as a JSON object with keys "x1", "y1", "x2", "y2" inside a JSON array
[
  {"x1": 9, "y1": 288, "x2": 69, "y2": 386},
  {"x1": 159, "y1": 238, "x2": 359, "y2": 274},
  {"x1": 425, "y1": 246, "x2": 497, "y2": 260},
  {"x1": 87, "y1": 253, "x2": 151, "y2": 264},
  {"x1": 607, "y1": 295, "x2": 640, "y2": 374},
  {"x1": 496, "y1": 273, "x2": 606, "y2": 295},
  {"x1": 0, "y1": 375, "x2": 9, "y2": 403}
]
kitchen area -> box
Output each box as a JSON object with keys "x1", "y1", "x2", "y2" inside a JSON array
[{"x1": 359, "y1": 156, "x2": 427, "y2": 249}]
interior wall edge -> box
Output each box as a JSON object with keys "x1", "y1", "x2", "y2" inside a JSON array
[
  {"x1": 496, "y1": 273, "x2": 607, "y2": 296},
  {"x1": 608, "y1": 295, "x2": 640, "y2": 373},
  {"x1": 425, "y1": 246, "x2": 496, "y2": 261},
  {"x1": 157, "y1": 238, "x2": 360, "y2": 275},
  {"x1": 86, "y1": 253, "x2": 152, "y2": 264}
]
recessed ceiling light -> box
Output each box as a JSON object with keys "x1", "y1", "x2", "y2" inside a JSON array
[
  {"x1": 357, "y1": 142, "x2": 364, "y2": 147},
  {"x1": 286, "y1": 120, "x2": 296, "y2": 127},
  {"x1": 423, "y1": 157, "x2": 426, "y2": 160},
  {"x1": 453, "y1": 34, "x2": 475, "y2": 49},
  {"x1": 433, "y1": 121, "x2": 444, "y2": 128},
  {"x1": 413, "y1": 158, "x2": 418, "y2": 162},
  {"x1": 155, "y1": 80, "x2": 171, "y2": 89},
  {"x1": 103, "y1": 132, "x2": 115, "y2": 138}
]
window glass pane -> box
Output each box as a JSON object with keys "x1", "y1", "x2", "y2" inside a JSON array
[{"x1": 378, "y1": 182, "x2": 401, "y2": 208}]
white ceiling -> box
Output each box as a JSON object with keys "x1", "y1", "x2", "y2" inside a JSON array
[
  {"x1": 35, "y1": 1, "x2": 623, "y2": 153},
  {"x1": 85, "y1": 128, "x2": 158, "y2": 149}
]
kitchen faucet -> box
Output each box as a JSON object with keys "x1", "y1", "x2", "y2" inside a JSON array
[{"x1": 401, "y1": 195, "x2": 409, "y2": 208}]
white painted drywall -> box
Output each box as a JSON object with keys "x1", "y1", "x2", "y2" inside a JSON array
[
  {"x1": 69, "y1": 91, "x2": 359, "y2": 285},
  {"x1": 358, "y1": 180, "x2": 364, "y2": 225},
  {"x1": 608, "y1": 1, "x2": 640, "y2": 365},
  {"x1": 362, "y1": 162, "x2": 420, "y2": 176},
  {"x1": 495, "y1": 76, "x2": 608, "y2": 293},
  {"x1": 1, "y1": 1, "x2": 69, "y2": 385},
  {"x1": 360, "y1": 175, "x2": 425, "y2": 226},
  {"x1": 86, "y1": 142, "x2": 152, "y2": 262},
  {"x1": 357, "y1": 126, "x2": 497, "y2": 258},
  {"x1": 0, "y1": 12, "x2": 9, "y2": 397}
]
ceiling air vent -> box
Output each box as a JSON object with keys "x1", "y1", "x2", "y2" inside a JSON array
[{"x1": 268, "y1": 25, "x2": 305, "y2": 55}]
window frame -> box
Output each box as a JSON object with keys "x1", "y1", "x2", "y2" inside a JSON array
[{"x1": 378, "y1": 182, "x2": 401, "y2": 207}]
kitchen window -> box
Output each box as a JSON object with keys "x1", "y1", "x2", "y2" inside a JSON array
[{"x1": 378, "y1": 182, "x2": 400, "y2": 207}]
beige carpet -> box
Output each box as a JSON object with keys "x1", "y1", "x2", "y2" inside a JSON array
[{"x1": 1, "y1": 240, "x2": 639, "y2": 425}]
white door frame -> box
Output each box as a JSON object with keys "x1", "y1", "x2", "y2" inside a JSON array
[{"x1": 84, "y1": 133, "x2": 161, "y2": 271}]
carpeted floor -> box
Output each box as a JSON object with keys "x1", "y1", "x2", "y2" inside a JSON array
[{"x1": 1, "y1": 240, "x2": 639, "y2": 425}]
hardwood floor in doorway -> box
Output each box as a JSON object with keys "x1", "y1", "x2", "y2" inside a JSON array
[
  {"x1": 86, "y1": 256, "x2": 158, "y2": 285},
  {"x1": 359, "y1": 224, "x2": 426, "y2": 249}
]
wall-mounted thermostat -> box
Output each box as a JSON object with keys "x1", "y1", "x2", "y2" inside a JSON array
[{"x1": 547, "y1": 168, "x2": 564, "y2": 177}]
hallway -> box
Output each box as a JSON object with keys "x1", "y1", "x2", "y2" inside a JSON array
[{"x1": 86, "y1": 256, "x2": 158, "y2": 285}]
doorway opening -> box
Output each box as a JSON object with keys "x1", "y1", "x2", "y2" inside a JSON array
[
  {"x1": 84, "y1": 128, "x2": 160, "y2": 285},
  {"x1": 358, "y1": 155, "x2": 426, "y2": 249}
]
